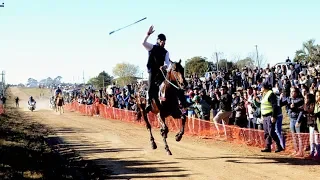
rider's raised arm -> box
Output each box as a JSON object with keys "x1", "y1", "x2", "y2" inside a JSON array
[{"x1": 142, "y1": 34, "x2": 153, "y2": 51}]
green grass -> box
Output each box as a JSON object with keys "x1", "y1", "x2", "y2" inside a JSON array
[{"x1": 18, "y1": 87, "x2": 52, "y2": 99}]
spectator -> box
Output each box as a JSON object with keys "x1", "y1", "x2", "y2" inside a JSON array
[
  {"x1": 260, "y1": 81, "x2": 283, "y2": 153},
  {"x1": 192, "y1": 95, "x2": 210, "y2": 120}
]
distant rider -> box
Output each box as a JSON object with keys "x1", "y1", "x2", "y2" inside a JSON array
[
  {"x1": 28, "y1": 96, "x2": 36, "y2": 105},
  {"x1": 55, "y1": 87, "x2": 62, "y2": 96}
]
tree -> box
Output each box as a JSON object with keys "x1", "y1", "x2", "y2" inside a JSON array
[
  {"x1": 46, "y1": 77, "x2": 53, "y2": 85},
  {"x1": 185, "y1": 56, "x2": 209, "y2": 77},
  {"x1": 39, "y1": 79, "x2": 47, "y2": 85},
  {"x1": 235, "y1": 57, "x2": 255, "y2": 70},
  {"x1": 88, "y1": 71, "x2": 113, "y2": 88},
  {"x1": 53, "y1": 76, "x2": 62, "y2": 85},
  {"x1": 27, "y1": 78, "x2": 38, "y2": 87},
  {"x1": 217, "y1": 59, "x2": 235, "y2": 70},
  {"x1": 294, "y1": 39, "x2": 320, "y2": 63},
  {"x1": 112, "y1": 63, "x2": 139, "y2": 86},
  {"x1": 248, "y1": 51, "x2": 266, "y2": 68}
]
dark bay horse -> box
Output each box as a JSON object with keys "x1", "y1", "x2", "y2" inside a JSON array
[
  {"x1": 135, "y1": 60, "x2": 187, "y2": 155},
  {"x1": 56, "y1": 93, "x2": 65, "y2": 114}
]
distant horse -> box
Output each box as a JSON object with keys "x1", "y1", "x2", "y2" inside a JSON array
[
  {"x1": 107, "y1": 94, "x2": 116, "y2": 108},
  {"x1": 56, "y1": 93, "x2": 64, "y2": 114},
  {"x1": 135, "y1": 60, "x2": 188, "y2": 155}
]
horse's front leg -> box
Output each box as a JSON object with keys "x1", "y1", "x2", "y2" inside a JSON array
[
  {"x1": 176, "y1": 114, "x2": 186, "y2": 142},
  {"x1": 141, "y1": 106, "x2": 157, "y2": 149},
  {"x1": 158, "y1": 113, "x2": 172, "y2": 155},
  {"x1": 176, "y1": 90, "x2": 188, "y2": 142}
]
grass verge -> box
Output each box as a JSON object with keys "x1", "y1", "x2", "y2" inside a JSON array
[{"x1": 0, "y1": 106, "x2": 107, "y2": 179}]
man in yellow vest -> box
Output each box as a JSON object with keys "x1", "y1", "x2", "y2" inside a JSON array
[{"x1": 260, "y1": 81, "x2": 284, "y2": 153}]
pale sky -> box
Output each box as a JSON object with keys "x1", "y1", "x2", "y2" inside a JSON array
[{"x1": 0, "y1": 0, "x2": 319, "y2": 84}]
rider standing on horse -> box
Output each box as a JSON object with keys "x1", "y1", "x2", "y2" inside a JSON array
[{"x1": 142, "y1": 25, "x2": 171, "y2": 112}]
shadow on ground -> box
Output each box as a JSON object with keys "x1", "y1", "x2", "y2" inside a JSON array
[
  {"x1": 176, "y1": 154, "x2": 320, "y2": 166},
  {"x1": 0, "y1": 106, "x2": 190, "y2": 179}
]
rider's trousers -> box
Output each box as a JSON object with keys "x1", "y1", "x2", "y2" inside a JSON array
[{"x1": 148, "y1": 71, "x2": 158, "y2": 101}]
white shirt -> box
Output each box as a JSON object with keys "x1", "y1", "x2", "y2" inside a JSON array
[{"x1": 142, "y1": 35, "x2": 171, "y2": 69}]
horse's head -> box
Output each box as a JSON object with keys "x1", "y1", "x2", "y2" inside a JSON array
[{"x1": 167, "y1": 59, "x2": 187, "y2": 89}]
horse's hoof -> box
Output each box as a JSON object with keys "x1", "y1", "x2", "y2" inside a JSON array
[
  {"x1": 151, "y1": 141, "x2": 157, "y2": 149},
  {"x1": 166, "y1": 149, "x2": 172, "y2": 155},
  {"x1": 175, "y1": 134, "x2": 183, "y2": 142}
]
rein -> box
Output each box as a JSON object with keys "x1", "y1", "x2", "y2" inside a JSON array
[{"x1": 160, "y1": 69, "x2": 181, "y2": 90}]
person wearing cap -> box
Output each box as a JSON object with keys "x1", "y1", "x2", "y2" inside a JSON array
[
  {"x1": 192, "y1": 95, "x2": 210, "y2": 120},
  {"x1": 260, "y1": 81, "x2": 283, "y2": 153},
  {"x1": 142, "y1": 25, "x2": 171, "y2": 112},
  {"x1": 186, "y1": 91, "x2": 195, "y2": 118}
]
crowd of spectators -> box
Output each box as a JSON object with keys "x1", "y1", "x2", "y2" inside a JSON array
[{"x1": 64, "y1": 60, "x2": 320, "y2": 159}]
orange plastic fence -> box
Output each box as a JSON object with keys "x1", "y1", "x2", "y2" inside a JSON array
[
  {"x1": 65, "y1": 101, "x2": 320, "y2": 160},
  {"x1": 0, "y1": 104, "x2": 4, "y2": 115}
]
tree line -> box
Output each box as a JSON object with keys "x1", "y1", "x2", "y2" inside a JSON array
[
  {"x1": 26, "y1": 76, "x2": 63, "y2": 87},
  {"x1": 24, "y1": 38, "x2": 320, "y2": 88},
  {"x1": 294, "y1": 39, "x2": 320, "y2": 63}
]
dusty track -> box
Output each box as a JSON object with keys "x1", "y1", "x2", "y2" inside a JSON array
[{"x1": 9, "y1": 87, "x2": 320, "y2": 180}]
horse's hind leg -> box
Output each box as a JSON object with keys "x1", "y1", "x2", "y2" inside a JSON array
[
  {"x1": 176, "y1": 114, "x2": 186, "y2": 142},
  {"x1": 158, "y1": 113, "x2": 172, "y2": 155},
  {"x1": 141, "y1": 108, "x2": 157, "y2": 149}
]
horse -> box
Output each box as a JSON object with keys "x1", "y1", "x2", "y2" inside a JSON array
[
  {"x1": 107, "y1": 94, "x2": 116, "y2": 108},
  {"x1": 56, "y1": 93, "x2": 65, "y2": 114},
  {"x1": 135, "y1": 59, "x2": 188, "y2": 155}
]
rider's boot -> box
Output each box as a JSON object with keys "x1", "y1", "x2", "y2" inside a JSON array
[{"x1": 145, "y1": 99, "x2": 152, "y2": 113}]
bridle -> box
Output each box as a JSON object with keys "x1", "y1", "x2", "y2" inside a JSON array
[{"x1": 160, "y1": 65, "x2": 185, "y2": 90}]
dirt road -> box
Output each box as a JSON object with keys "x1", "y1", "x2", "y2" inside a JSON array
[{"x1": 9, "y1": 87, "x2": 320, "y2": 180}]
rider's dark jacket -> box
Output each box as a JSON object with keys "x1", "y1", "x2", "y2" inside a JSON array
[
  {"x1": 147, "y1": 45, "x2": 167, "y2": 72},
  {"x1": 55, "y1": 89, "x2": 62, "y2": 95}
]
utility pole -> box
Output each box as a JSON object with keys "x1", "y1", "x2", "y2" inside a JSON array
[
  {"x1": 0, "y1": 71, "x2": 5, "y2": 96},
  {"x1": 255, "y1": 45, "x2": 259, "y2": 68},
  {"x1": 215, "y1": 52, "x2": 219, "y2": 71}
]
